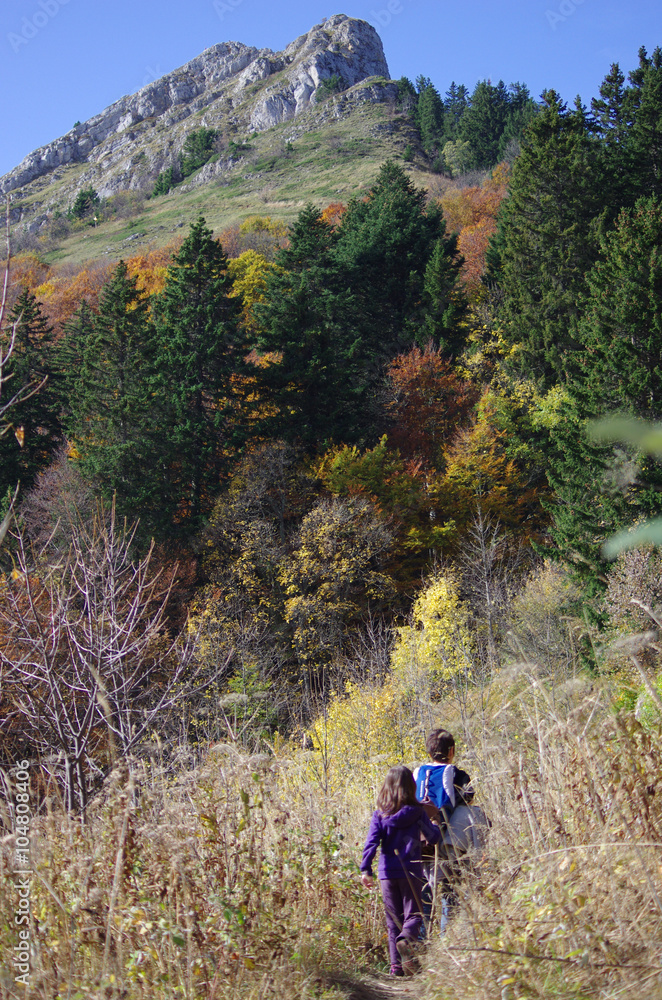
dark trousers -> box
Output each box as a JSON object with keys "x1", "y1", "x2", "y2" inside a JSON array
[{"x1": 379, "y1": 877, "x2": 423, "y2": 974}]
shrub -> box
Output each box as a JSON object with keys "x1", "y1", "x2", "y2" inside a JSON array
[
  {"x1": 180, "y1": 127, "x2": 219, "y2": 178},
  {"x1": 152, "y1": 166, "x2": 175, "y2": 197},
  {"x1": 315, "y1": 74, "x2": 346, "y2": 103},
  {"x1": 69, "y1": 187, "x2": 100, "y2": 220}
]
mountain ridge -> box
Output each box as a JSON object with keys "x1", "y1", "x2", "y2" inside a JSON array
[{"x1": 1, "y1": 14, "x2": 392, "y2": 228}]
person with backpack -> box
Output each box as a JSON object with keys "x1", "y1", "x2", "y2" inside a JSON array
[
  {"x1": 413, "y1": 729, "x2": 485, "y2": 931},
  {"x1": 360, "y1": 765, "x2": 441, "y2": 976}
]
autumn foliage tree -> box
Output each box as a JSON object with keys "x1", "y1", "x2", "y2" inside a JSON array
[
  {"x1": 440, "y1": 163, "x2": 510, "y2": 296},
  {"x1": 439, "y1": 391, "x2": 543, "y2": 538},
  {"x1": 385, "y1": 345, "x2": 477, "y2": 467}
]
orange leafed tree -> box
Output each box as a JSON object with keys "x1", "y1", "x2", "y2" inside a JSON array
[
  {"x1": 440, "y1": 163, "x2": 509, "y2": 295},
  {"x1": 320, "y1": 202, "x2": 347, "y2": 228},
  {"x1": 385, "y1": 345, "x2": 478, "y2": 468},
  {"x1": 4, "y1": 253, "x2": 52, "y2": 307},
  {"x1": 34, "y1": 261, "x2": 115, "y2": 335},
  {"x1": 125, "y1": 241, "x2": 181, "y2": 297}
]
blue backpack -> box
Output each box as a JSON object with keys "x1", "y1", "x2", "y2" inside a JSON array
[{"x1": 415, "y1": 762, "x2": 456, "y2": 819}]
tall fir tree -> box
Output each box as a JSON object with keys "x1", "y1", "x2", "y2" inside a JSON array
[
  {"x1": 590, "y1": 62, "x2": 636, "y2": 219},
  {"x1": 458, "y1": 80, "x2": 510, "y2": 168},
  {"x1": 417, "y1": 232, "x2": 468, "y2": 356},
  {"x1": 628, "y1": 46, "x2": 662, "y2": 200},
  {"x1": 497, "y1": 83, "x2": 539, "y2": 159},
  {"x1": 334, "y1": 161, "x2": 443, "y2": 361},
  {"x1": 151, "y1": 217, "x2": 246, "y2": 535},
  {"x1": 415, "y1": 83, "x2": 445, "y2": 154},
  {"x1": 572, "y1": 195, "x2": 662, "y2": 420},
  {"x1": 0, "y1": 288, "x2": 62, "y2": 497},
  {"x1": 545, "y1": 196, "x2": 662, "y2": 601},
  {"x1": 443, "y1": 82, "x2": 470, "y2": 141},
  {"x1": 255, "y1": 206, "x2": 364, "y2": 448},
  {"x1": 64, "y1": 261, "x2": 159, "y2": 528},
  {"x1": 490, "y1": 91, "x2": 603, "y2": 386}
]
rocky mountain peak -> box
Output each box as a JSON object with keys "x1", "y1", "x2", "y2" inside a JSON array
[{"x1": 0, "y1": 15, "x2": 390, "y2": 200}]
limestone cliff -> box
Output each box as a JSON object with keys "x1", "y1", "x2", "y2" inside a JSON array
[{"x1": 0, "y1": 14, "x2": 390, "y2": 210}]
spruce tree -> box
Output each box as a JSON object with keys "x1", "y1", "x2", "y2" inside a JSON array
[
  {"x1": 255, "y1": 206, "x2": 363, "y2": 448},
  {"x1": 629, "y1": 46, "x2": 662, "y2": 199},
  {"x1": 0, "y1": 289, "x2": 61, "y2": 496},
  {"x1": 492, "y1": 91, "x2": 603, "y2": 386},
  {"x1": 417, "y1": 232, "x2": 468, "y2": 355},
  {"x1": 546, "y1": 196, "x2": 662, "y2": 597},
  {"x1": 590, "y1": 62, "x2": 635, "y2": 218},
  {"x1": 458, "y1": 80, "x2": 510, "y2": 168},
  {"x1": 334, "y1": 162, "x2": 443, "y2": 360},
  {"x1": 151, "y1": 217, "x2": 246, "y2": 534},
  {"x1": 415, "y1": 83, "x2": 445, "y2": 154},
  {"x1": 64, "y1": 262, "x2": 160, "y2": 529},
  {"x1": 573, "y1": 195, "x2": 662, "y2": 419},
  {"x1": 443, "y1": 82, "x2": 469, "y2": 142}
]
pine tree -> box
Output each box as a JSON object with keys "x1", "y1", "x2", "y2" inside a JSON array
[
  {"x1": 459, "y1": 80, "x2": 510, "y2": 168},
  {"x1": 573, "y1": 195, "x2": 662, "y2": 419},
  {"x1": 497, "y1": 83, "x2": 539, "y2": 159},
  {"x1": 443, "y1": 82, "x2": 469, "y2": 142},
  {"x1": 415, "y1": 83, "x2": 445, "y2": 154},
  {"x1": 492, "y1": 91, "x2": 603, "y2": 386},
  {"x1": 151, "y1": 217, "x2": 246, "y2": 534},
  {"x1": 334, "y1": 161, "x2": 443, "y2": 361},
  {"x1": 545, "y1": 196, "x2": 662, "y2": 599},
  {"x1": 543, "y1": 405, "x2": 626, "y2": 608},
  {"x1": 0, "y1": 289, "x2": 62, "y2": 496},
  {"x1": 255, "y1": 206, "x2": 364, "y2": 448},
  {"x1": 418, "y1": 232, "x2": 468, "y2": 355},
  {"x1": 629, "y1": 46, "x2": 662, "y2": 200},
  {"x1": 64, "y1": 262, "x2": 160, "y2": 530}
]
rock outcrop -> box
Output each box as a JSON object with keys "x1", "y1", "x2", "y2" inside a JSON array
[{"x1": 0, "y1": 15, "x2": 390, "y2": 200}]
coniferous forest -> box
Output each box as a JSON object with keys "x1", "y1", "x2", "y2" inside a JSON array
[{"x1": 3, "y1": 46, "x2": 662, "y2": 1000}]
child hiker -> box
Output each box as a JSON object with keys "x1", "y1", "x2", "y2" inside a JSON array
[
  {"x1": 360, "y1": 765, "x2": 441, "y2": 976},
  {"x1": 413, "y1": 728, "x2": 482, "y2": 933}
]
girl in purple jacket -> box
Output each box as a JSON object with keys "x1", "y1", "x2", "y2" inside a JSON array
[{"x1": 360, "y1": 765, "x2": 441, "y2": 976}]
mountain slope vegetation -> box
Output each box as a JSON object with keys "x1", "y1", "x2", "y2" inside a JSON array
[{"x1": 2, "y1": 33, "x2": 662, "y2": 1000}]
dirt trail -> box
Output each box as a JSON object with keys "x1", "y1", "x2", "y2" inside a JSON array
[{"x1": 324, "y1": 972, "x2": 425, "y2": 1000}]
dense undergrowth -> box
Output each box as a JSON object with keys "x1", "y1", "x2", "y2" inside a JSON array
[{"x1": 3, "y1": 646, "x2": 662, "y2": 999}]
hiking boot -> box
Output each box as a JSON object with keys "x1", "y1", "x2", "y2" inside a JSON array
[{"x1": 396, "y1": 936, "x2": 420, "y2": 975}]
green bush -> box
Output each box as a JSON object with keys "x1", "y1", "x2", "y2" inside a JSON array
[
  {"x1": 180, "y1": 127, "x2": 219, "y2": 178},
  {"x1": 69, "y1": 187, "x2": 100, "y2": 220},
  {"x1": 315, "y1": 74, "x2": 345, "y2": 103},
  {"x1": 152, "y1": 167, "x2": 175, "y2": 197}
]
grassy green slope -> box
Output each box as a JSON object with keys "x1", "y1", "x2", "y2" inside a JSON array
[{"x1": 41, "y1": 100, "x2": 432, "y2": 267}]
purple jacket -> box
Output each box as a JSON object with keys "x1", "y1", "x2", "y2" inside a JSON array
[{"x1": 360, "y1": 805, "x2": 441, "y2": 880}]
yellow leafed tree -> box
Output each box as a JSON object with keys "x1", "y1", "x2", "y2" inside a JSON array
[{"x1": 391, "y1": 573, "x2": 473, "y2": 686}]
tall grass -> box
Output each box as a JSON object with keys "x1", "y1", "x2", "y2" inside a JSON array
[{"x1": 2, "y1": 661, "x2": 662, "y2": 999}]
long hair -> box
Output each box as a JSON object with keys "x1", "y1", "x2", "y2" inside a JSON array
[{"x1": 376, "y1": 765, "x2": 418, "y2": 816}]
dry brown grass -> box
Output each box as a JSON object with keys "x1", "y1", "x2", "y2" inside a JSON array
[
  {"x1": 417, "y1": 665, "x2": 662, "y2": 1000},
  {"x1": 3, "y1": 662, "x2": 662, "y2": 1000}
]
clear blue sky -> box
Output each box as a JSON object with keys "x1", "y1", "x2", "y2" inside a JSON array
[{"x1": 1, "y1": 0, "x2": 660, "y2": 178}]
